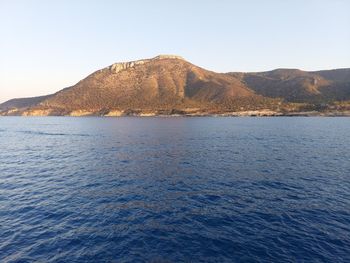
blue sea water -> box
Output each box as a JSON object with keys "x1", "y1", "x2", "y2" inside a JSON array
[{"x1": 0, "y1": 117, "x2": 349, "y2": 262}]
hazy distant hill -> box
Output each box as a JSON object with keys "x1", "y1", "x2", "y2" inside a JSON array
[
  {"x1": 0, "y1": 95, "x2": 53, "y2": 110},
  {"x1": 1, "y1": 55, "x2": 350, "y2": 116}
]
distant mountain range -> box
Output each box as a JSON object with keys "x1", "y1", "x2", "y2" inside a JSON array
[{"x1": 1, "y1": 55, "x2": 350, "y2": 116}]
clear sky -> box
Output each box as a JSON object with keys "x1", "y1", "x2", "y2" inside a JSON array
[{"x1": 0, "y1": 0, "x2": 349, "y2": 103}]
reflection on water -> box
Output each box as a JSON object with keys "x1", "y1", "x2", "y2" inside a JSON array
[{"x1": 0, "y1": 117, "x2": 350, "y2": 262}]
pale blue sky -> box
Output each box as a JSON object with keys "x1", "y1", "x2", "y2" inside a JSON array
[{"x1": 0, "y1": 0, "x2": 349, "y2": 103}]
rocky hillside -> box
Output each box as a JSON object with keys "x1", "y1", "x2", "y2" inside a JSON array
[
  {"x1": 230, "y1": 68, "x2": 350, "y2": 102},
  {"x1": 38, "y1": 55, "x2": 257, "y2": 111},
  {"x1": 0, "y1": 95, "x2": 53, "y2": 110},
  {"x1": 1, "y1": 55, "x2": 349, "y2": 116}
]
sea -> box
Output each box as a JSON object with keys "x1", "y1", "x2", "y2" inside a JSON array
[{"x1": 0, "y1": 117, "x2": 349, "y2": 262}]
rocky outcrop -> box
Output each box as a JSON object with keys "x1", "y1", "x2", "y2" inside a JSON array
[
  {"x1": 69, "y1": 110, "x2": 94, "y2": 116},
  {"x1": 109, "y1": 55, "x2": 184, "y2": 73},
  {"x1": 105, "y1": 110, "x2": 124, "y2": 117},
  {"x1": 110, "y1": 60, "x2": 147, "y2": 73}
]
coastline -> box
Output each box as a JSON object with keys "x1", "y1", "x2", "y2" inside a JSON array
[{"x1": 1, "y1": 109, "x2": 350, "y2": 117}]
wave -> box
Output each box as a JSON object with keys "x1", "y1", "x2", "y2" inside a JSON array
[{"x1": 18, "y1": 130, "x2": 90, "y2": 137}]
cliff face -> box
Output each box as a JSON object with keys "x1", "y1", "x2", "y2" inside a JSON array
[
  {"x1": 1, "y1": 55, "x2": 350, "y2": 116},
  {"x1": 109, "y1": 55, "x2": 185, "y2": 73}
]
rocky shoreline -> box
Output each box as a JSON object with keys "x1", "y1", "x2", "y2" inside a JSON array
[{"x1": 1, "y1": 108, "x2": 350, "y2": 117}]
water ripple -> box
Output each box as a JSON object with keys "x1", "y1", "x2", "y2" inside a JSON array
[{"x1": 0, "y1": 117, "x2": 350, "y2": 262}]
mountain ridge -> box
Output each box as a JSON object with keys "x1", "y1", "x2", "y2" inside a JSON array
[{"x1": 1, "y1": 55, "x2": 350, "y2": 116}]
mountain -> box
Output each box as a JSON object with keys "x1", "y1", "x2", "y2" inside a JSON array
[
  {"x1": 230, "y1": 68, "x2": 350, "y2": 102},
  {"x1": 38, "y1": 55, "x2": 257, "y2": 110},
  {"x1": 1, "y1": 55, "x2": 350, "y2": 116}
]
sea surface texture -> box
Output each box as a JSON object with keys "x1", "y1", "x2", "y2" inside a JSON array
[{"x1": 0, "y1": 117, "x2": 349, "y2": 262}]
